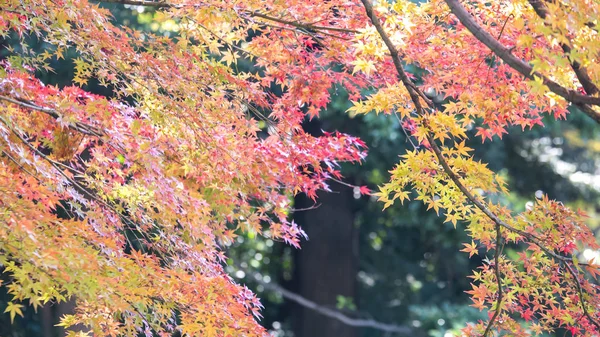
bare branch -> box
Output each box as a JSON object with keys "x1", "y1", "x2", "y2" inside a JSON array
[
  {"x1": 444, "y1": 0, "x2": 600, "y2": 123},
  {"x1": 250, "y1": 275, "x2": 417, "y2": 335}
]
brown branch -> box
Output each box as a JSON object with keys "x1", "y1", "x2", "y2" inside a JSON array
[
  {"x1": 1, "y1": 150, "x2": 39, "y2": 180},
  {"x1": 359, "y1": 0, "x2": 432, "y2": 113},
  {"x1": 444, "y1": 0, "x2": 600, "y2": 124},
  {"x1": 563, "y1": 261, "x2": 600, "y2": 331},
  {"x1": 527, "y1": 0, "x2": 599, "y2": 96},
  {"x1": 96, "y1": 0, "x2": 359, "y2": 34},
  {"x1": 0, "y1": 95, "x2": 105, "y2": 137},
  {"x1": 245, "y1": 11, "x2": 359, "y2": 34},
  {"x1": 245, "y1": 272, "x2": 418, "y2": 335},
  {"x1": 97, "y1": 0, "x2": 172, "y2": 7},
  {"x1": 233, "y1": 13, "x2": 351, "y2": 41},
  {"x1": 483, "y1": 224, "x2": 503, "y2": 337}
]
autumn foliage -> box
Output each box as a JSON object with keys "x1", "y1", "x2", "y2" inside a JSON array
[{"x1": 1, "y1": 0, "x2": 600, "y2": 336}]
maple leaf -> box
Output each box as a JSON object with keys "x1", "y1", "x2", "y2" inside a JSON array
[
  {"x1": 585, "y1": 265, "x2": 600, "y2": 280},
  {"x1": 530, "y1": 323, "x2": 543, "y2": 336},
  {"x1": 4, "y1": 302, "x2": 24, "y2": 323},
  {"x1": 351, "y1": 59, "x2": 377, "y2": 76},
  {"x1": 475, "y1": 127, "x2": 493, "y2": 142},
  {"x1": 426, "y1": 197, "x2": 442, "y2": 215},
  {"x1": 566, "y1": 326, "x2": 581, "y2": 336},
  {"x1": 221, "y1": 50, "x2": 239, "y2": 66},
  {"x1": 521, "y1": 308, "x2": 534, "y2": 322},
  {"x1": 559, "y1": 241, "x2": 577, "y2": 254},
  {"x1": 528, "y1": 76, "x2": 550, "y2": 96},
  {"x1": 460, "y1": 241, "x2": 478, "y2": 258},
  {"x1": 358, "y1": 185, "x2": 371, "y2": 195}
]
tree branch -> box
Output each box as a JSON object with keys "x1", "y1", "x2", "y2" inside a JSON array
[
  {"x1": 444, "y1": 0, "x2": 600, "y2": 124},
  {"x1": 483, "y1": 224, "x2": 503, "y2": 337},
  {"x1": 0, "y1": 94, "x2": 105, "y2": 137},
  {"x1": 245, "y1": 11, "x2": 359, "y2": 34},
  {"x1": 98, "y1": 0, "x2": 171, "y2": 7},
  {"x1": 527, "y1": 0, "x2": 599, "y2": 96},
  {"x1": 359, "y1": 0, "x2": 432, "y2": 113},
  {"x1": 563, "y1": 261, "x2": 600, "y2": 331},
  {"x1": 96, "y1": 0, "x2": 359, "y2": 34},
  {"x1": 250, "y1": 275, "x2": 417, "y2": 335}
]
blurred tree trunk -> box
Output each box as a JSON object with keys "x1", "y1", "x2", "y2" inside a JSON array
[
  {"x1": 292, "y1": 186, "x2": 359, "y2": 337},
  {"x1": 40, "y1": 305, "x2": 54, "y2": 337},
  {"x1": 40, "y1": 299, "x2": 84, "y2": 337}
]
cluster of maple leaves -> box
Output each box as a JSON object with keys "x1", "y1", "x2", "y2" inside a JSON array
[{"x1": 0, "y1": 0, "x2": 599, "y2": 336}]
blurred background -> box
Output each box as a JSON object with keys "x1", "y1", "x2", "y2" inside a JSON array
[{"x1": 2, "y1": 3, "x2": 600, "y2": 337}]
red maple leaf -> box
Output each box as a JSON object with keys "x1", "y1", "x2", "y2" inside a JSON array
[{"x1": 359, "y1": 185, "x2": 371, "y2": 195}]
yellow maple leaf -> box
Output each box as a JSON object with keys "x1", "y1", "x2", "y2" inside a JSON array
[
  {"x1": 351, "y1": 58, "x2": 376, "y2": 75},
  {"x1": 4, "y1": 301, "x2": 24, "y2": 323}
]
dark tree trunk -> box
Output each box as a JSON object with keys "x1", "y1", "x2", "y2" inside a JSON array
[
  {"x1": 291, "y1": 186, "x2": 359, "y2": 337},
  {"x1": 40, "y1": 305, "x2": 54, "y2": 337},
  {"x1": 38, "y1": 299, "x2": 86, "y2": 337}
]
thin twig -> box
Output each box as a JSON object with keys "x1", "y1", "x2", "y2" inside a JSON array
[
  {"x1": 394, "y1": 111, "x2": 419, "y2": 150},
  {"x1": 483, "y1": 224, "x2": 503, "y2": 337},
  {"x1": 1, "y1": 150, "x2": 39, "y2": 180},
  {"x1": 290, "y1": 203, "x2": 321, "y2": 212}
]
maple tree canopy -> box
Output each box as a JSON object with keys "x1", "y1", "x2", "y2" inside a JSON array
[{"x1": 1, "y1": 0, "x2": 600, "y2": 336}]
